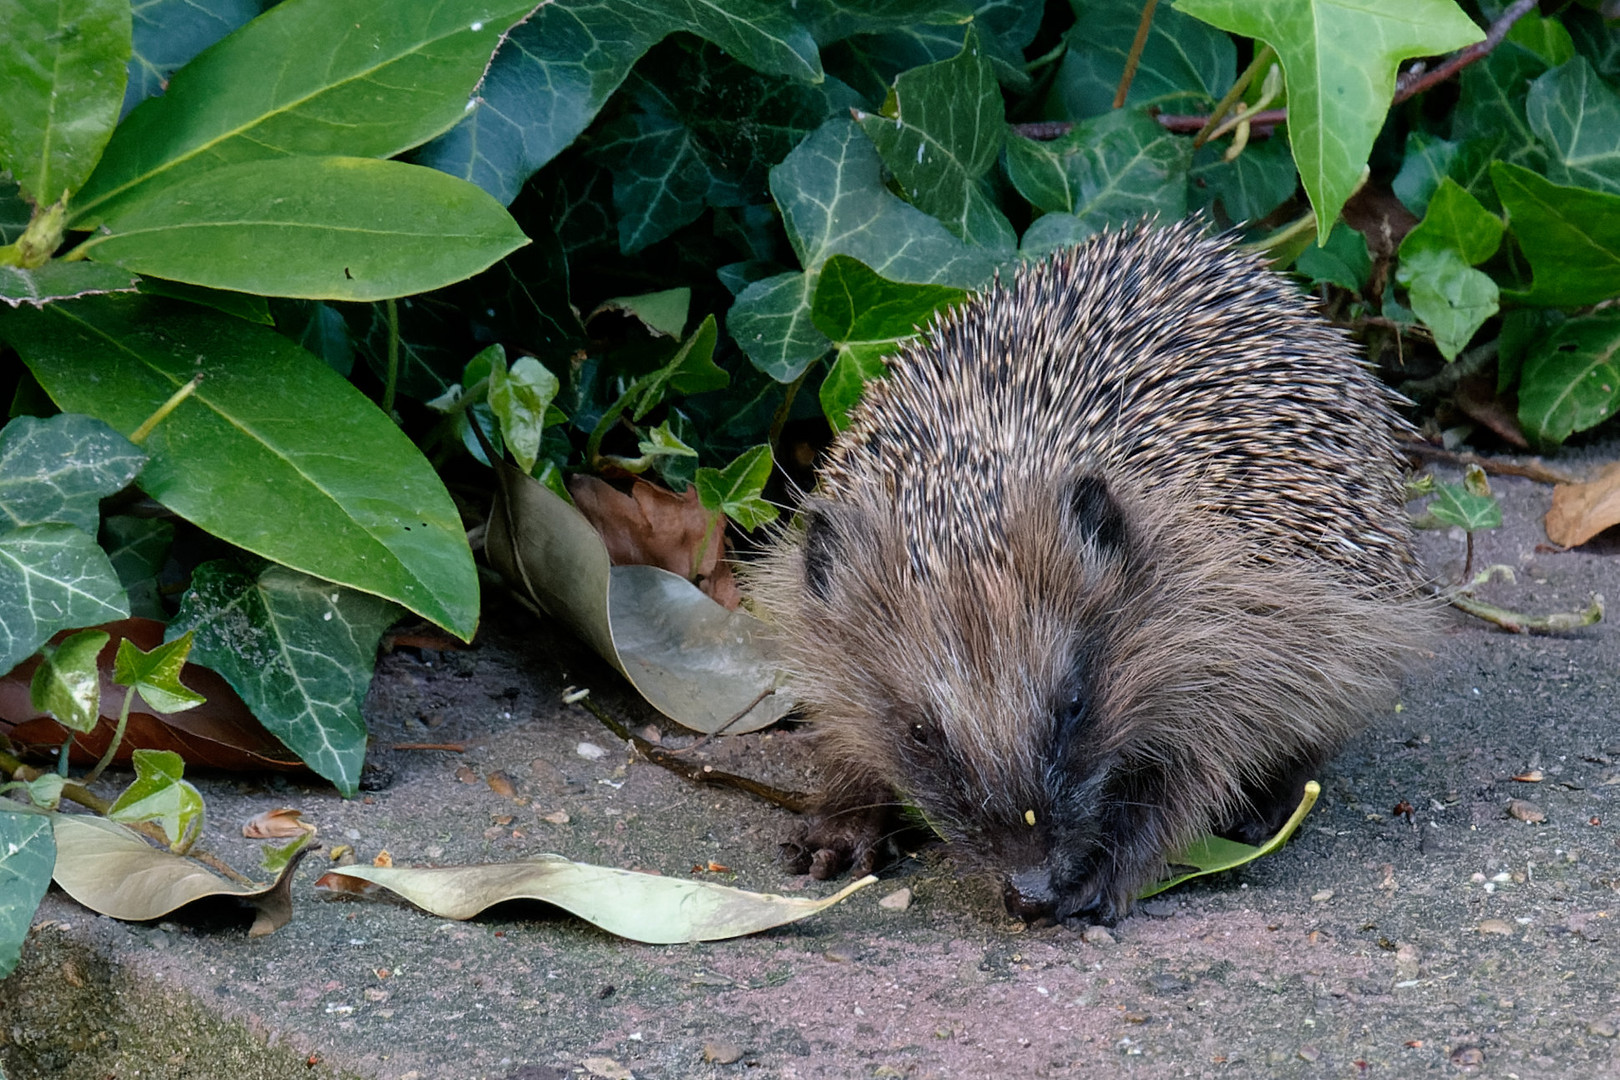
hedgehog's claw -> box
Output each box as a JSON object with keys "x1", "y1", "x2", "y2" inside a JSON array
[{"x1": 780, "y1": 807, "x2": 896, "y2": 879}]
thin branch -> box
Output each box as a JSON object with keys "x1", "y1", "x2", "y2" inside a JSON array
[
  {"x1": 1401, "y1": 440, "x2": 1585, "y2": 487},
  {"x1": 1113, "y1": 0, "x2": 1161, "y2": 109},
  {"x1": 1392, "y1": 0, "x2": 1538, "y2": 105},
  {"x1": 1193, "y1": 44, "x2": 1275, "y2": 148}
]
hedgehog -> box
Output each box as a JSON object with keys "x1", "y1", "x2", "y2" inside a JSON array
[{"x1": 752, "y1": 219, "x2": 1434, "y2": 924}]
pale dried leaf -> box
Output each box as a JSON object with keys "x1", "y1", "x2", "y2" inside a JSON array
[{"x1": 1546, "y1": 462, "x2": 1620, "y2": 547}]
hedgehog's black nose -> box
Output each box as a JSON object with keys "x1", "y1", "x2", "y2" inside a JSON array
[{"x1": 1003, "y1": 866, "x2": 1057, "y2": 922}]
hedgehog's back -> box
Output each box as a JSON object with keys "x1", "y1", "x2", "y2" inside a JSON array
[{"x1": 821, "y1": 220, "x2": 1418, "y2": 591}]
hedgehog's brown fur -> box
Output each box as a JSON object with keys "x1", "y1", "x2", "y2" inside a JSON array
[{"x1": 752, "y1": 220, "x2": 1434, "y2": 923}]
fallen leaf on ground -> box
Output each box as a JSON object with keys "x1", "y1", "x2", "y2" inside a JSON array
[
  {"x1": 51, "y1": 813, "x2": 307, "y2": 935},
  {"x1": 324, "y1": 856, "x2": 877, "y2": 943},
  {"x1": 1546, "y1": 462, "x2": 1620, "y2": 547},
  {"x1": 1137, "y1": 782, "x2": 1320, "y2": 900},
  {"x1": 243, "y1": 808, "x2": 315, "y2": 839}
]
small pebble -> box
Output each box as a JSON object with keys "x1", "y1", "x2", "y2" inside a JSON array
[
  {"x1": 1588, "y1": 1020, "x2": 1618, "y2": 1038},
  {"x1": 577, "y1": 741, "x2": 608, "y2": 760},
  {"x1": 878, "y1": 887, "x2": 913, "y2": 911},
  {"x1": 1507, "y1": 799, "x2": 1547, "y2": 823},
  {"x1": 542, "y1": 810, "x2": 571, "y2": 825},
  {"x1": 1449, "y1": 1045, "x2": 1485, "y2": 1068},
  {"x1": 702, "y1": 1041, "x2": 744, "y2": 1064},
  {"x1": 1477, "y1": 918, "x2": 1514, "y2": 936},
  {"x1": 1311, "y1": 889, "x2": 1334, "y2": 902},
  {"x1": 1298, "y1": 1044, "x2": 1321, "y2": 1062},
  {"x1": 1081, "y1": 926, "x2": 1116, "y2": 947}
]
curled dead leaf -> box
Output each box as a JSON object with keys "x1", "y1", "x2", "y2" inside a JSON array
[
  {"x1": 1546, "y1": 462, "x2": 1620, "y2": 548},
  {"x1": 242, "y1": 808, "x2": 316, "y2": 839},
  {"x1": 569, "y1": 475, "x2": 737, "y2": 607}
]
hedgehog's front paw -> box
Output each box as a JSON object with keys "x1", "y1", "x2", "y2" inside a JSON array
[{"x1": 780, "y1": 806, "x2": 898, "y2": 880}]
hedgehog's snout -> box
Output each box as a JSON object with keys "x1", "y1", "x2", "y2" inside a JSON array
[{"x1": 1002, "y1": 865, "x2": 1058, "y2": 922}]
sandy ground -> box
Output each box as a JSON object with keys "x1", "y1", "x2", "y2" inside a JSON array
[{"x1": 4, "y1": 442, "x2": 1618, "y2": 1080}]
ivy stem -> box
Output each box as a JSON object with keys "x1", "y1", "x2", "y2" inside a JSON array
[
  {"x1": 1193, "y1": 44, "x2": 1275, "y2": 148},
  {"x1": 767, "y1": 364, "x2": 813, "y2": 459},
  {"x1": 129, "y1": 375, "x2": 202, "y2": 444},
  {"x1": 83, "y1": 686, "x2": 135, "y2": 786},
  {"x1": 1112, "y1": 0, "x2": 1161, "y2": 109},
  {"x1": 383, "y1": 297, "x2": 401, "y2": 419}
]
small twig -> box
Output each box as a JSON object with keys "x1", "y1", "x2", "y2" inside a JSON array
[
  {"x1": 1446, "y1": 590, "x2": 1605, "y2": 635},
  {"x1": 663, "y1": 688, "x2": 775, "y2": 757},
  {"x1": 1009, "y1": 120, "x2": 1077, "y2": 141},
  {"x1": 1159, "y1": 109, "x2": 1286, "y2": 133},
  {"x1": 1400, "y1": 440, "x2": 1584, "y2": 486},
  {"x1": 129, "y1": 376, "x2": 202, "y2": 444},
  {"x1": 1392, "y1": 0, "x2": 1538, "y2": 105},
  {"x1": 1463, "y1": 531, "x2": 1475, "y2": 580},
  {"x1": 1113, "y1": 0, "x2": 1161, "y2": 109},
  {"x1": 572, "y1": 694, "x2": 809, "y2": 813},
  {"x1": 1397, "y1": 340, "x2": 1498, "y2": 400}
]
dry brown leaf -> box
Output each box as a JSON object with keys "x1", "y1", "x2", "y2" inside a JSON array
[
  {"x1": 1546, "y1": 462, "x2": 1620, "y2": 548},
  {"x1": 313, "y1": 870, "x2": 374, "y2": 896},
  {"x1": 568, "y1": 475, "x2": 739, "y2": 607},
  {"x1": 486, "y1": 771, "x2": 516, "y2": 798},
  {"x1": 1507, "y1": 799, "x2": 1547, "y2": 823},
  {"x1": 373, "y1": 850, "x2": 394, "y2": 868},
  {"x1": 0, "y1": 619, "x2": 304, "y2": 773},
  {"x1": 242, "y1": 808, "x2": 316, "y2": 839}
]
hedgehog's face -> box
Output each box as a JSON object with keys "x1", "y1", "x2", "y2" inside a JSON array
[{"x1": 783, "y1": 473, "x2": 1153, "y2": 922}]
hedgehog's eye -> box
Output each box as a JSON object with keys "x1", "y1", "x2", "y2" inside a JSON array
[{"x1": 909, "y1": 722, "x2": 930, "y2": 746}]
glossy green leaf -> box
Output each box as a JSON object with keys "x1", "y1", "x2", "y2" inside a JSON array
[
  {"x1": 1451, "y1": 46, "x2": 1550, "y2": 182},
  {"x1": 137, "y1": 279, "x2": 273, "y2": 325},
  {"x1": 1050, "y1": 0, "x2": 1234, "y2": 119},
  {"x1": 0, "y1": 0, "x2": 131, "y2": 204},
  {"x1": 415, "y1": 0, "x2": 824, "y2": 205},
  {"x1": 627, "y1": 316, "x2": 726, "y2": 419},
  {"x1": 1426, "y1": 482, "x2": 1502, "y2": 533},
  {"x1": 1398, "y1": 179, "x2": 1504, "y2": 266},
  {"x1": 1139, "y1": 782, "x2": 1319, "y2": 900},
  {"x1": 0, "y1": 525, "x2": 128, "y2": 676},
  {"x1": 1504, "y1": 11, "x2": 1575, "y2": 67},
  {"x1": 798, "y1": 0, "x2": 972, "y2": 44},
  {"x1": 1518, "y1": 311, "x2": 1620, "y2": 447},
  {"x1": 0, "y1": 810, "x2": 54, "y2": 979},
  {"x1": 71, "y1": 0, "x2": 541, "y2": 224},
  {"x1": 854, "y1": 27, "x2": 1013, "y2": 249},
  {"x1": 106, "y1": 749, "x2": 204, "y2": 848},
  {"x1": 488, "y1": 352, "x2": 562, "y2": 476},
  {"x1": 169, "y1": 561, "x2": 401, "y2": 797},
  {"x1": 810, "y1": 255, "x2": 966, "y2": 344},
  {"x1": 331, "y1": 859, "x2": 876, "y2": 944},
  {"x1": 2, "y1": 295, "x2": 478, "y2": 639},
  {"x1": 695, "y1": 445, "x2": 777, "y2": 530},
  {"x1": 1492, "y1": 161, "x2": 1620, "y2": 308},
  {"x1": 1189, "y1": 136, "x2": 1297, "y2": 224},
  {"x1": 0, "y1": 414, "x2": 144, "y2": 534},
  {"x1": 1527, "y1": 57, "x2": 1620, "y2": 196},
  {"x1": 824, "y1": 18, "x2": 1033, "y2": 105},
  {"x1": 113, "y1": 631, "x2": 205, "y2": 714},
  {"x1": 820, "y1": 343, "x2": 893, "y2": 432},
  {"x1": 593, "y1": 288, "x2": 690, "y2": 339},
  {"x1": 0, "y1": 261, "x2": 139, "y2": 309},
  {"x1": 1005, "y1": 110, "x2": 1192, "y2": 235},
  {"x1": 1395, "y1": 248, "x2": 1498, "y2": 362},
  {"x1": 1174, "y1": 0, "x2": 1483, "y2": 239},
  {"x1": 74, "y1": 157, "x2": 529, "y2": 302},
  {"x1": 123, "y1": 0, "x2": 262, "y2": 117},
  {"x1": 29, "y1": 629, "x2": 110, "y2": 732},
  {"x1": 728, "y1": 119, "x2": 1003, "y2": 381}
]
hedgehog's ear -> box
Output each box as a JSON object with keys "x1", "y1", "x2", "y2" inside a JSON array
[
  {"x1": 1063, "y1": 474, "x2": 1128, "y2": 553},
  {"x1": 802, "y1": 509, "x2": 839, "y2": 602}
]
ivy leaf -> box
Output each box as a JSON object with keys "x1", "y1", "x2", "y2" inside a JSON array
[
  {"x1": 0, "y1": 414, "x2": 145, "y2": 535},
  {"x1": 1518, "y1": 311, "x2": 1620, "y2": 448},
  {"x1": 1527, "y1": 57, "x2": 1620, "y2": 197},
  {"x1": 1395, "y1": 248, "x2": 1498, "y2": 362},
  {"x1": 695, "y1": 445, "x2": 777, "y2": 531},
  {"x1": 1397, "y1": 179, "x2": 1504, "y2": 266},
  {"x1": 1189, "y1": 136, "x2": 1298, "y2": 224},
  {"x1": 627, "y1": 315, "x2": 727, "y2": 420},
  {"x1": 1451, "y1": 45, "x2": 1551, "y2": 185},
  {"x1": 29, "y1": 629, "x2": 111, "y2": 733},
  {"x1": 728, "y1": 119, "x2": 1003, "y2": 381},
  {"x1": 487, "y1": 348, "x2": 563, "y2": 475},
  {"x1": 1173, "y1": 0, "x2": 1483, "y2": 240},
  {"x1": 1051, "y1": 0, "x2": 1234, "y2": 119},
  {"x1": 810, "y1": 255, "x2": 965, "y2": 429},
  {"x1": 854, "y1": 27, "x2": 1014, "y2": 249},
  {"x1": 113, "y1": 630, "x2": 205, "y2": 714},
  {"x1": 101, "y1": 515, "x2": 174, "y2": 622},
  {"x1": 1390, "y1": 132, "x2": 1497, "y2": 217},
  {"x1": 414, "y1": 0, "x2": 824, "y2": 205},
  {"x1": 0, "y1": 524, "x2": 129, "y2": 676},
  {"x1": 0, "y1": 0, "x2": 131, "y2": 204},
  {"x1": 1492, "y1": 161, "x2": 1620, "y2": 308},
  {"x1": 1294, "y1": 224, "x2": 1371, "y2": 293},
  {"x1": 106, "y1": 748, "x2": 205, "y2": 848},
  {"x1": 0, "y1": 810, "x2": 54, "y2": 979},
  {"x1": 1426, "y1": 482, "x2": 1502, "y2": 533},
  {"x1": 168, "y1": 560, "x2": 402, "y2": 797}
]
